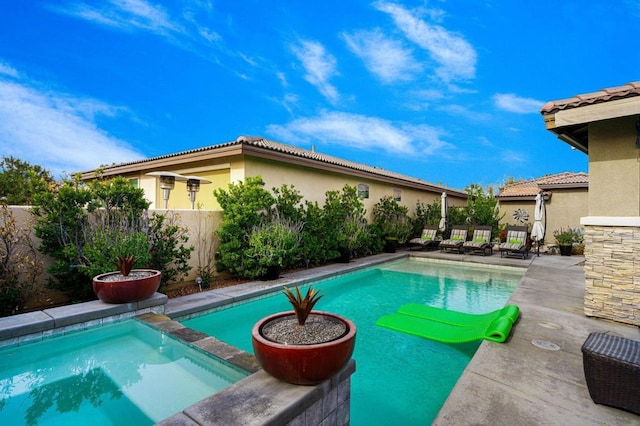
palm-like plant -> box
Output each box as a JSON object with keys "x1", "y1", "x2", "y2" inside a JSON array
[{"x1": 283, "y1": 286, "x2": 323, "y2": 325}]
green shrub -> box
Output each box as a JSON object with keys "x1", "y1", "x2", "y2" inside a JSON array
[
  {"x1": 0, "y1": 202, "x2": 42, "y2": 315},
  {"x1": 33, "y1": 175, "x2": 193, "y2": 300},
  {"x1": 147, "y1": 213, "x2": 194, "y2": 290},
  {"x1": 372, "y1": 196, "x2": 411, "y2": 244}
]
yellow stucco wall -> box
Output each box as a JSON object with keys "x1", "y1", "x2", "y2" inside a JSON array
[
  {"x1": 498, "y1": 187, "x2": 588, "y2": 242},
  {"x1": 127, "y1": 169, "x2": 231, "y2": 210},
  {"x1": 588, "y1": 116, "x2": 640, "y2": 216},
  {"x1": 243, "y1": 157, "x2": 461, "y2": 220}
]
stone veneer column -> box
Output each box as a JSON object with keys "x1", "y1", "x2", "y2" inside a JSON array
[{"x1": 583, "y1": 223, "x2": 640, "y2": 325}]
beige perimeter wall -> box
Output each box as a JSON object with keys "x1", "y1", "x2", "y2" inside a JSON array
[
  {"x1": 10, "y1": 206, "x2": 222, "y2": 287},
  {"x1": 498, "y1": 188, "x2": 588, "y2": 242}
]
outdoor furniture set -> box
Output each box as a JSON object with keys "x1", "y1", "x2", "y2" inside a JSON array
[{"x1": 408, "y1": 225, "x2": 529, "y2": 259}]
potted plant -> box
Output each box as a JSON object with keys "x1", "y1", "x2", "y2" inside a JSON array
[
  {"x1": 554, "y1": 227, "x2": 584, "y2": 256},
  {"x1": 251, "y1": 286, "x2": 357, "y2": 385},
  {"x1": 373, "y1": 196, "x2": 411, "y2": 253},
  {"x1": 336, "y1": 214, "x2": 369, "y2": 262},
  {"x1": 245, "y1": 217, "x2": 303, "y2": 280},
  {"x1": 83, "y1": 222, "x2": 161, "y2": 303}
]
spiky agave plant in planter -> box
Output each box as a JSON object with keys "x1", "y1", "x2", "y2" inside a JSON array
[
  {"x1": 87, "y1": 228, "x2": 162, "y2": 304},
  {"x1": 251, "y1": 286, "x2": 357, "y2": 385}
]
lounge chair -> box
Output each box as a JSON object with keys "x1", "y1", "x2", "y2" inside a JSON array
[
  {"x1": 462, "y1": 226, "x2": 493, "y2": 256},
  {"x1": 498, "y1": 226, "x2": 529, "y2": 259},
  {"x1": 408, "y1": 226, "x2": 441, "y2": 251},
  {"x1": 439, "y1": 225, "x2": 468, "y2": 253}
]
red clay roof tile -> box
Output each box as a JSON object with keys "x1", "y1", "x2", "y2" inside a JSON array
[{"x1": 540, "y1": 82, "x2": 640, "y2": 114}]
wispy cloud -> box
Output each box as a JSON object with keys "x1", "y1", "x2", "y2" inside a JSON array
[
  {"x1": 0, "y1": 61, "x2": 19, "y2": 78},
  {"x1": 374, "y1": 1, "x2": 476, "y2": 83},
  {"x1": 500, "y1": 149, "x2": 526, "y2": 163},
  {"x1": 342, "y1": 29, "x2": 421, "y2": 83},
  {"x1": 291, "y1": 40, "x2": 339, "y2": 104},
  {"x1": 493, "y1": 93, "x2": 544, "y2": 114},
  {"x1": 439, "y1": 104, "x2": 491, "y2": 121},
  {"x1": 52, "y1": 0, "x2": 182, "y2": 36},
  {"x1": 266, "y1": 111, "x2": 452, "y2": 157},
  {"x1": 0, "y1": 62, "x2": 144, "y2": 178}
]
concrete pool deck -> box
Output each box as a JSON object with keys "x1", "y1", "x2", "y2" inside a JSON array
[
  {"x1": 164, "y1": 250, "x2": 640, "y2": 424},
  {"x1": 423, "y1": 252, "x2": 640, "y2": 425},
  {"x1": 1, "y1": 250, "x2": 638, "y2": 424}
]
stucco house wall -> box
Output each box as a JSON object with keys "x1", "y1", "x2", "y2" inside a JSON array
[
  {"x1": 497, "y1": 173, "x2": 588, "y2": 244},
  {"x1": 541, "y1": 81, "x2": 640, "y2": 325},
  {"x1": 243, "y1": 156, "x2": 458, "y2": 220},
  {"x1": 81, "y1": 137, "x2": 466, "y2": 217},
  {"x1": 588, "y1": 116, "x2": 640, "y2": 216}
]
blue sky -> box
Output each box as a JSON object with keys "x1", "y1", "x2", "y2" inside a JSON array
[{"x1": 0, "y1": 1, "x2": 637, "y2": 189}]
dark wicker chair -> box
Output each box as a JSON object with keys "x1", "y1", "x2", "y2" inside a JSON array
[{"x1": 581, "y1": 332, "x2": 640, "y2": 415}]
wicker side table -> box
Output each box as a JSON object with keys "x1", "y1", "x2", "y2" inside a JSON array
[{"x1": 581, "y1": 332, "x2": 640, "y2": 414}]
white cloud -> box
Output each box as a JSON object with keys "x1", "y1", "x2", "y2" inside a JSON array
[
  {"x1": 0, "y1": 71, "x2": 145, "y2": 178},
  {"x1": 291, "y1": 40, "x2": 339, "y2": 104},
  {"x1": 493, "y1": 93, "x2": 544, "y2": 114},
  {"x1": 500, "y1": 149, "x2": 526, "y2": 163},
  {"x1": 0, "y1": 61, "x2": 19, "y2": 79},
  {"x1": 266, "y1": 111, "x2": 452, "y2": 157},
  {"x1": 374, "y1": 1, "x2": 476, "y2": 83},
  {"x1": 439, "y1": 104, "x2": 491, "y2": 121},
  {"x1": 53, "y1": 0, "x2": 182, "y2": 35},
  {"x1": 342, "y1": 29, "x2": 421, "y2": 83}
]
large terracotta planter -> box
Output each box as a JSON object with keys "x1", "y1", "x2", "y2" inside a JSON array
[
  {"x1": 251, "y1": 311, "x2": 356, "y2": 385},
  {"x1": 92, "y1": 269, "x2": 161, "y2": 304}
]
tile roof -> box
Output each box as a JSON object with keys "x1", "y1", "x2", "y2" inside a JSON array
[
  {"x1": 84, "y1": 136, "x2": 467, "y2": 197},
  {"x1": 497, "y1": 172, "x2": 588, "y2": 198},
  {"x1": 540, "y1": 82, "x2": 640, "y2": 115}
]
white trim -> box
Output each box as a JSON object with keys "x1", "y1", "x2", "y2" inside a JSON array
[
  {"x1": 581, "y1": 216, "x2": 640, "y2": 227},
  {"x1": 554, "y1": 97, "x2": 640, "y2": 127}
]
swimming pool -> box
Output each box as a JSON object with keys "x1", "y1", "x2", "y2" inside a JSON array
[
  {"x1": 0, "y1": 320, "x2": 248, "y2": 425},
  {"x1": 183, "y1": 257, "x2": 524, "y2": 424}
]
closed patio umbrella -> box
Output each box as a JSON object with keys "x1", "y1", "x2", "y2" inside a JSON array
[
  {"x1": 531, "y1": 192, "x2": 546, "y2": 256},
  {"x1": 439, "y1": 192, "x2": 447, "y2": 232}
]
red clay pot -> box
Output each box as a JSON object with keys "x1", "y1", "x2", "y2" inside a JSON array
[
  {"x1": 251, "y1": 311, "x2": 356, "y2": 385},
  {"x1": 92, "y1": 269, "x2": 162, "y2": 304}
]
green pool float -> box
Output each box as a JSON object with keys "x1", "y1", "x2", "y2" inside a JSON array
[{"x1": 376, "y1": 304, "x2": 520, "y2": 344}]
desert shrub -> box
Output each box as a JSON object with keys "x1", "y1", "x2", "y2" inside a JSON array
[
  {"x1": 410, "y1": 199, "x2": 442, "y2": 238},
  {"x1": 33, "y1": 175, "x2": 193, "y2": 300},
  {"x1": 147, "y1": 213, "x2": 193, "y2": 290},
  {"x1": 243, "y1": 215, "x2": 303, "y2": 279},
  {"x1": 372, "y1": 196, "x2": 412, "y2": 244},
  {"x1": 213, "y1": 176, "x2": 274, "y2": 277},
  {"x1": 0, "y1": 202, "x2": 43, "y2": 315}
]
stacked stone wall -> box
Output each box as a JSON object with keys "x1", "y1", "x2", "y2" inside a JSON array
[{"x1": 584, "y1": 225, "x2": 640, "y2": 325}]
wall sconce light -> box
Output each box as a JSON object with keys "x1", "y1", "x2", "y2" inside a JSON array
[
  {"x1": 146, "y1": 171, "x2": 187, "y2": 209},
  {"x1": 636, "y1": 116, "x2": 640, "y2": 148},
  {"x1": 184, "y1": 176, "x2": 212, "y2": 209}
]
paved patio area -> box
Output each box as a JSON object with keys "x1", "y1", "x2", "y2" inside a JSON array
[{"x1": 426, "y1": 252, "x2": 640, "y2": 425}]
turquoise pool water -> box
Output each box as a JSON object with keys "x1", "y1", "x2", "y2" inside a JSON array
[
  {"x1": 0, "y1": 320, "x2": 248, "y2": 425},
  {"x1": 183, "y1": 258, "x2": 523, "y2": 424}
]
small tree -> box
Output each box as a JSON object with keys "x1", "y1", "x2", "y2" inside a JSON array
[
  {"x1": 0, "y1": 202, "x2": 43, "y2": 315},
  {"x1": 147, "y1": 213, "x2": 194, "y2": 290},
  {"x1": 0, "y1": 156, "x2": 55, "y2": 205},
  {"x1": 214, "y1": 176, "x2": 275, "y2": 277}
]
